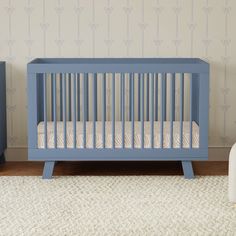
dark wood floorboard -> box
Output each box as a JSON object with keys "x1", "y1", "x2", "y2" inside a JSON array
[{"x1": 0, "y1": 161, "x2": 228, "y2": 176}]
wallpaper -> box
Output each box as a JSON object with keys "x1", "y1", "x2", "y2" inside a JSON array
[{"x1": 0, "y1": 0, "x2": 235, "y2": 147}]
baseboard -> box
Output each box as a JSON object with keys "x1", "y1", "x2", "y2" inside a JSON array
[
  {"x1": 4, "y1": 147, "x2": 231, "y2": 162},
  {"x1": 208, "y1": 147, "x2": 230, "y2": 161},
  {"x1": 5, "y1": 148, "x2": 28, "y2": 161}
]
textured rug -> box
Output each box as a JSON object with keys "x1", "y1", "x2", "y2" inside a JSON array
[{"x1": 0, "y1": 176, "x2": 235, "y2": 236}]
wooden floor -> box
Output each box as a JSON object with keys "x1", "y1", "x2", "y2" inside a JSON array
[{"x1": 0, "y1": 161, "x2": 228, "y2": 176}]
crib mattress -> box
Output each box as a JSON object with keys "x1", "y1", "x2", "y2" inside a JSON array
[{"x1": 37, "y1": 121, "x2": 199, "y2": 149}]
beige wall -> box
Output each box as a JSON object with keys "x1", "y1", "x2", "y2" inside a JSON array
[{"x1": 0, "y1": 0, "x2": 236, "y2": 148}]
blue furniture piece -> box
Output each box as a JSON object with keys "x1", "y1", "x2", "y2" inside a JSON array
[
  {"x1": 27, "y1": 58, "x2": 209, "y2": 179},
  {"x1": 0, "y1": 62, "x2": 6, "y2": 163}
]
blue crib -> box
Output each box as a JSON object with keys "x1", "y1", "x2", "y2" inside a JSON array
[
  {"x1": 0, "y1": 62, "x2": 6, "y2": 163},
  {"x1": 27, "y1": 58, "x2": 209, "y2": 179}
]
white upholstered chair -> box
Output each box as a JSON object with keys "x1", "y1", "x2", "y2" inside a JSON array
[{"x1": 229, "y1": 143, "x2": 236, "y2": 203}]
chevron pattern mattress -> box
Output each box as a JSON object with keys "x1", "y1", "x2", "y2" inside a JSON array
[{"x1": 37, "y1": 121, "x2": 199, "y2": 149}]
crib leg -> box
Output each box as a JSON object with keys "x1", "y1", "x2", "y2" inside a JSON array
[
  {"x1": 181, "y1": 161, "x2": 194, "y2": 179},
  {"x1": 42, "y1": 161, "x2": 55, "y2": 179}
]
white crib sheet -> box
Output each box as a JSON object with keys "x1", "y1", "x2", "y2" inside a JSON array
[{"x1": 37, "y1": 121, "x2": 199, "y2": 149}]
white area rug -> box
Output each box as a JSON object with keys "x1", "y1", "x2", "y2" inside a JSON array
[{"x1": 0, "y1": 176, "x2": 235, "y2": 236}]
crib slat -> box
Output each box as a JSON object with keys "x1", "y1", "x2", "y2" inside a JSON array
[
  {"x1": 93, "y1": 73, "x2": 96, "y2": 148},
  {"x1": 131, "y1": 73, "x2": 135, "y2": 148},
  {"x1": 170, "y1": 74, "x2": 175, "y2": 148},
  {"x1": 155, "y1": 73, "x2": 158, "y2": 121},
  {"x1": 112, "y1": 73, "x2": 115, "y2": 149},
  {"x1": 138, "y1": 74, "x2": 141, "y2": 121},
  {"x1": 43, "y1": 74, "x2": 47, "y2": 149},
  {"x1": 150, "y1": 73, "x2": 154, "y2": 148},
  {"x1": 120, "y1": 74, "x2": 122, "y2": 121},
  {"x1": 73, "y1": 74, "x2": 77, "y2": 148},
  {"x1": 68, "y1": 73, "x2": 72, "y2": 121},
  {"x1": 77, "y1": 74, "x2": 80, "y2": 121},
  {"x1": 53, "y1": 74, "x2": 57, "y2": 148},
  {"x1": 83, "y1": 73, "x2": 87, "y2": 148},
  {"x1": 86, "y1": 74, "x2": 89, "y2": 121},
  {"x1": 122, "y1": 73, "x2": 125, "y2": 148},
  {"x1": 160, "y1": 73, "x2": 165, "y2": 148},
  {"x1": 172, "y1": 73, "x2": 175, "y2": 120},
  {"x1": 146, "y1": 73, "x2": 149, "y2": 121},
  {"x1": 190, "y1": 74, "x2": 193, "y2": 148},
  {"x1": 129, "y1": 73, "x2": 132, "y2": 121},
  {"x1": 162, "y1": 73, "x2": 167, "y2": 121},
  {"x1": 102, "y1": 73, "x2": 106, "y2": 148},
  {"x1": 85, "y1": 73, "x2": 89, "y2": 121},
  {"x1": 94, "y1": 74, "x2": 97, "y2": 121},
  {"x1": 63, "y1": 73, "x2": 67, "y2": 148},
  {"x1": 51, "y1": 74, "x2": 54, "y2": 121},
  {"x1": 141, "y1": 74, "x2": 144, "y2": 149},
  {"x1": 180, "y1": 73, "x2": 184, "y2": 148},
  {"x1": 60, "y1": 74, "x2": 63, "y2": 121}
]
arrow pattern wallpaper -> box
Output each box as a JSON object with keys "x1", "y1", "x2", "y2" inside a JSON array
[{"x1": 0, "y1": 0, "x2": 235, "y2": 148}]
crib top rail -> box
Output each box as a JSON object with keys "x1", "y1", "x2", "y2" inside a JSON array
[{"x1": 28, "y1": 58, "x2": 209, "y2": 74}]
